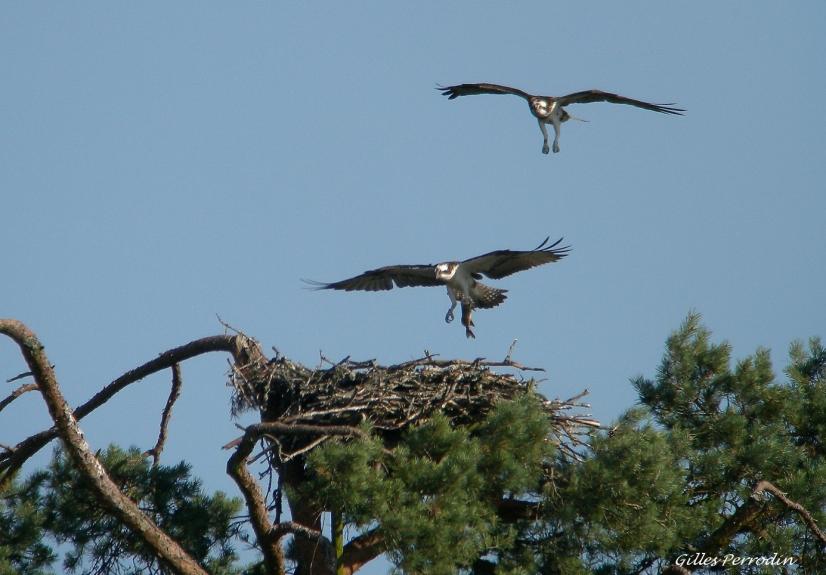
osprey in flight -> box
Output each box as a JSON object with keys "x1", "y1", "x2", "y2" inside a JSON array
[
  {"x1": 439, "y1": 83, "x2": 684, "y2": 154},
  {"x1": 305, "y1": 237, "x2": 570, "y2": 338}
]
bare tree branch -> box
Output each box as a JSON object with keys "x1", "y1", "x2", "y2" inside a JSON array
[
  {"x1": 226, "y1": 429, "x2": 286, "y2": 574},
  {"x1": 0, "y1": 333, "x2": 255, "y2": 486},
  {"x1": 270, "y1": 520, "x2": 324, "y2": 542},
  {"x1": 143, "y1": 364, "x2": 183, "y2": 467},
  {"x1": 0, "y1": 382, "x2": 38, "y2": 413},
  {"x1": 684, "y1": 478, "x2": 826, "y2": 571},
  {"x1": 0, "y1": 318, "x2": 210, "y2": 575},
  {"x1": 755, "y1": 480, "x2": 826, "y2": 545},
  {"x1": 340, "y1": 528, "x2": 384, "y2": 575},
  {"x1": 7, "y1": 369, "x2": 42, "y2": 383}
]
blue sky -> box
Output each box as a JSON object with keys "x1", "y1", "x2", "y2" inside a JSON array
[{"x1": 2, "y1": 2, "x2": 825, "y2": 572}]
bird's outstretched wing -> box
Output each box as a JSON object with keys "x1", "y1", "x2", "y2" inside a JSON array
[
  {"x1": 556, "y1": 90, "x2": 684, "y2": 115},
  {"x1": 460, "y1": 237, "x2": 571, "y2": 280},
  {"x1": 438, "y1": 83, "x2": 532, "y2": 101},
  {"x1": 303, "y1": 264, "x2": 441, "y2": 292}
]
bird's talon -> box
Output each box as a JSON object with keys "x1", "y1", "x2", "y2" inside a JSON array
[{"x1": 445, "y1": 311, "x2": 454, "y2": 323}]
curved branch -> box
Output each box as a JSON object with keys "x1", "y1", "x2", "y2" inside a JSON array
[
  {"x1": 341, "y1": 528, "x2": 384, "y2": 575},
  {"x1": 226, "y1": 429, "x2": 286, "y2": 574},
  {"x1": 0, "y1": 319, "x2": 209, "y2": 575},
  {"x1": 691, "y1": 478, "x2": 826, "y2": 567},
  {"x1": 1, "y1": 332, "x2": 253, "y2": 485},
  {"x1": 271, "y1": 520, "x2": 324, "y2": 542},
  {"x1": 754, "y1": 480, "x2": 826, "y2": 545},
  {"x1": 0, "y1": 382, "x2": 38, "y2": 413},
  {"x1": 143, "y1": 364, "x2": 184, "y2": 466}
]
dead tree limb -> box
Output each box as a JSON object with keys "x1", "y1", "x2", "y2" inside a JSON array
[
  {"x1": 144, "y1": 363, "x2": 183, "y2": 467},
  {"x1": 0, "y1": 382, "x2": 38, "y2": 413},
  {"x1": 226, "y1": 427, "x2": 286, "y2": 574},
  {"x1": 0, "y1": 318, "x2": 210, "y2": 575},
  {"x1": 0, "y1": 333, "x2": 257, "y2": 486}
]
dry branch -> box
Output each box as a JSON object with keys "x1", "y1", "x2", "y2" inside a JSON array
[
  {"x1": 0, "y1": 319, "x2": 211, "y2": 575},
  {"x1": 0, "y1": 382, "x2": 38, "y2": 413},
  {"x1": 227, "y1": 424, "x2": 286, "y2": 574},
  {"x1": 143, "y1": 363, "x2": 183, "y2": 466},
  {"x1": 0, "y1": 332, "x2": 263, "y2": 486}
]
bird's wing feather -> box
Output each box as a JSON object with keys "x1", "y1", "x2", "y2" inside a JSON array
[
  {"x1": 556, "y1": 90, "x2": 684, "y2": 114},
  {"x1": 438, "y1": 83, "x2": 533, "y2": 101},
  {"x1": 460, "y1": 237, "x2": 571, "y2": 280},
  {"x1": 303, "y1": 264, "x2": 440, "y2": 292}
]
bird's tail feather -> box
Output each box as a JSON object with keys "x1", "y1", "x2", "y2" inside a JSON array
[{"x1": 471, "y1": 283, "x2": 508, "y2": 309}]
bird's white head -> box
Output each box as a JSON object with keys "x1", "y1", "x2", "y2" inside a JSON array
[
  {"x1": 435, "y1": 262, "x2": 458, "y2": 281},
  {"x1": 530, "y1": 97, "x2": 557, "y2": 118}
]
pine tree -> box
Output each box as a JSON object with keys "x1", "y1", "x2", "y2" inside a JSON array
[
  {"x1": 3, "y1": 316, "x2": 824, "y2": 574},
  {"x1": 13, "y1": 446, "x2": 245, "y2": 575}
]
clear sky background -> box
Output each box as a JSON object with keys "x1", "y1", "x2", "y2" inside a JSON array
[{"x1": 2, "y1": 2, "x2": 825, "y2": 573}]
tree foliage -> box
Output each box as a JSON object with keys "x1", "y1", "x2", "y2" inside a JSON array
[
  {"x1": 0, "y1": 474, "x2": 55, "y2": 575},
  {"x1": 6, "y1": 446, "x2": 244, "y2": 575},
  {"x1": 296, "y1": 397, "x2": 556, "y2": 574}
]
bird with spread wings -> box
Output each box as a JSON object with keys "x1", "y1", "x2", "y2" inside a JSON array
[
  {"x1": 305, "y1": 237, "x2": 570, "y2": 338},
  {"x1": 439, "y1": 82, "x2": 684, "y2": 155}
]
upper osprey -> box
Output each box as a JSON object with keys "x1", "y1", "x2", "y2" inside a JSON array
[
  {"x1": 439, "y1": 83, "x2": 684, "y2": 154},
  {"x1": 305, "y1": 237, "x2": 570, "y2": 338}
]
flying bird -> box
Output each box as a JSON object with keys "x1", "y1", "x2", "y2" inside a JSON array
[
  {"x1": 304, "y1": 237, "x2": 570, "y2": 338},
  {"x1": 438, "y1": 82, "x2": 684, "y2": 154}
]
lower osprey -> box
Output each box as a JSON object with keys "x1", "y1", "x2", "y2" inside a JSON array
[
  {"x1": 439, "y1": 82, "x2": 684, "y2": 154},
  {"x1": 305, "y1": 236, "x2": 570, "y2": 338}
]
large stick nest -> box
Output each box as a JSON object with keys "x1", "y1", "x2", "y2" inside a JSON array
[{"x1": 227, "y1": 338, "x2": 599, "y2": 458}]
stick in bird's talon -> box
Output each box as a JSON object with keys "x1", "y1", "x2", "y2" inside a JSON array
[{"x1": 445, "y1": 310, "x2": 454, "y2": 323}]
